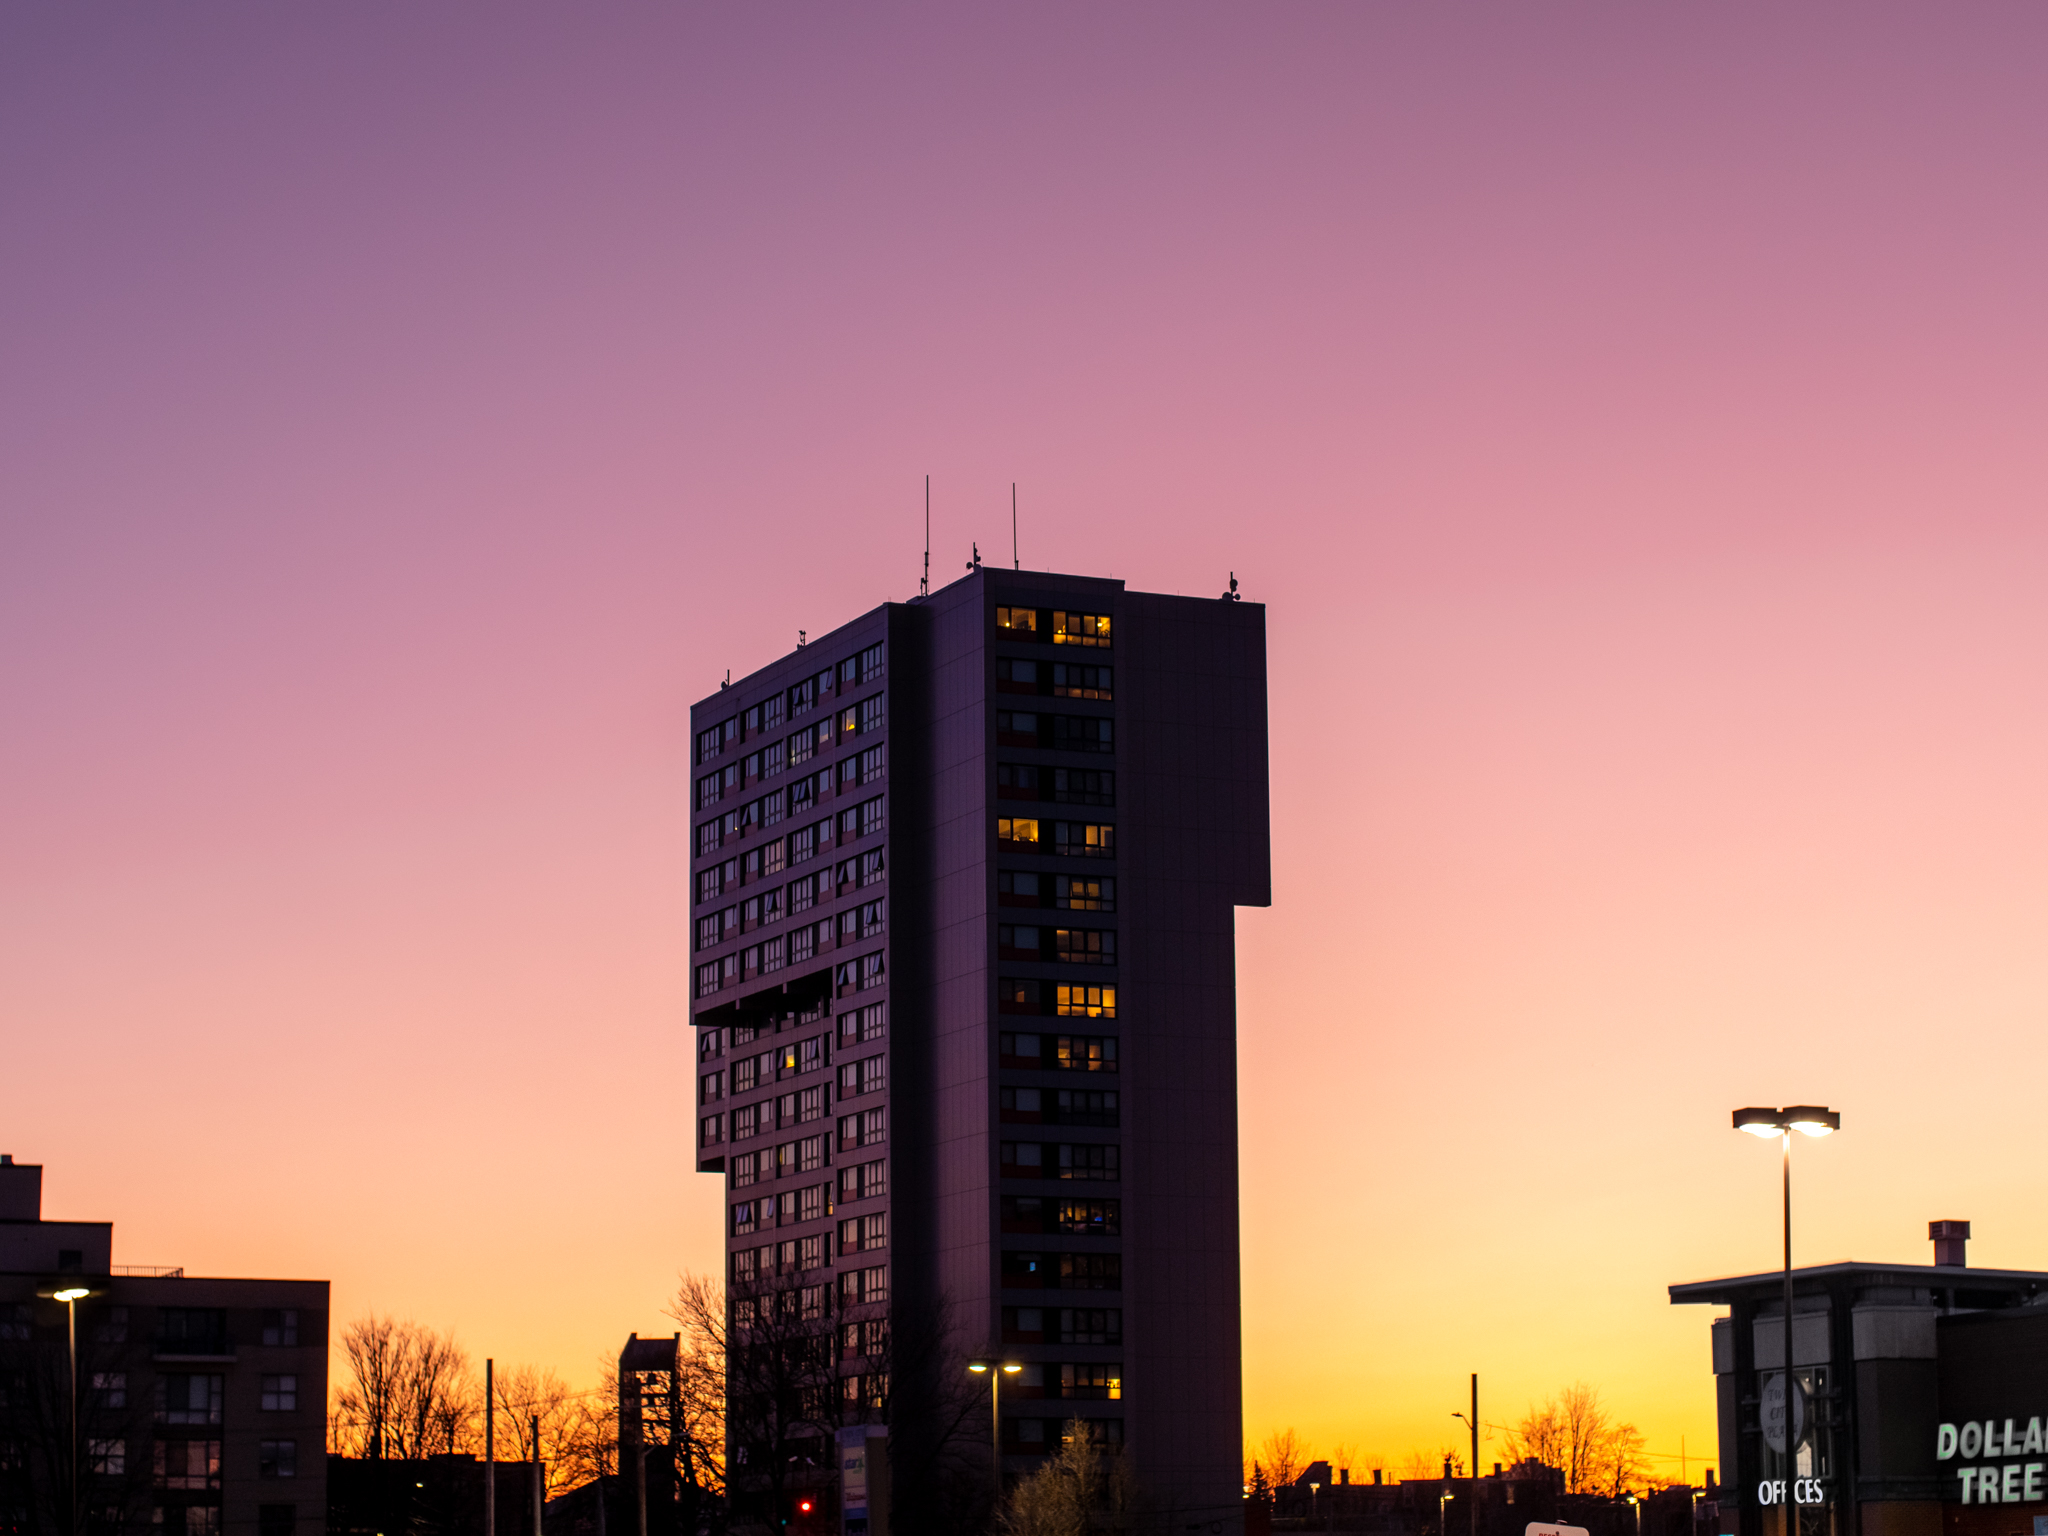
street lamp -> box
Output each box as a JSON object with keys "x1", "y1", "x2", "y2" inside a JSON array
[
  {"x1": 966, "y1": 1359, "x2": 1022, "y2": 1512},
  {"x1": 1733, "y1": 1105, "x2": 1840, "y2": 1536},
  {"x1": 51, "y1": 1285, "x2": 93, "y2": 1536}
]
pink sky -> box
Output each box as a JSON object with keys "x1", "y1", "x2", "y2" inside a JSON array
[{"x1": 7, "y1": 3, "x2": 2048, "y2": 1475}]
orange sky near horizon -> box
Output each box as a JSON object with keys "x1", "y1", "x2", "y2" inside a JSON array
[{"x1": 7, "y1": 3, "x2": 2048, "y2": 1484}]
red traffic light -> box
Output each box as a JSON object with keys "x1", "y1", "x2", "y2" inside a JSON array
[{"x1": 798, "y1": 1501, "x2": 812, "y2": 1514}]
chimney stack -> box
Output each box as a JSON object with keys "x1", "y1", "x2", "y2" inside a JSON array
[{"x1": 1931, "y1": 1219, "x2": 1970, "y2": 1267}]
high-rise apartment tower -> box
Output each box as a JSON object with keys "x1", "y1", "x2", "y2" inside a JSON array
[{"x1": 690, "y1": 568, "x2": 1269, "y2": 1530}]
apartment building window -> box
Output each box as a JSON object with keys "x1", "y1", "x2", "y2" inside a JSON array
[
  {"x1": 1052, "y1": 663, "x2": 1112, "y2": 700},
  {"x1": 1003, "y1": 1307, "x2": 1045, "y2": 1342},
  {"x1": 999, "y1": 1087, "x2": 1042, "y2": 1122},
  {"x1": 695, "y1": 914, "x2": 720, "y2": 951},
  {"x1": 158, "y1": 1310, "x2": 228, "y2": 1356},
  {"x1": 1056, "y1": 876, "x2": 1113, "y2": 911},
  {"x1": 834, "y1": 756, "x2": 857, "y2": 793},
  {"x1": 789, "y1": 926, "x2": 817, "y2": 965},
  {"x1": 760, "y1": 737, "x2": 786, "y2": 779},
  {"x1": 838, "y1": 1160, "x2": 886, "y2": 1202},
  {"x1": 1062, "y1": 1253, "x2": 1122, "y2": 1289},
  {"x1": 791, "y1": 822, "x2": 821, "y2": 864},
  {"x1": 997, "y1": 606, "x2": 1038, "y2": 634},
  {"x1": 859, "y1": 744, "x2": 886, "y2": 784},
  {"x1": 732, "y1": 1201, "x2": 757, "y2": 1236},
  {"x1": 860, "y1": 1213, "x2": 887, "y2": 1251},
  {"x1": 1054, "y1": 928, "x2": 1115, "y2": 965},
  {"x1": 1051, "y1": 715, "x2": 1113, "y2": 753},
  {"x1": 858, "y1": 694, "x2": 884, "y2": 735},
  {"x1": 89, "y1": 1438, "x2": 126, "y2": 1476},
  {"x1": 998, "y1": 925, "x2": 1041, "y2": 960},
  {"x1": 797, "y1": 1036, "x2": 825, "y2": 1073},
  {"x1": 1057, "y1": 985, "x2": 1117, "y2": 1019},
  {"x1": 838, "y1": 1055, "x2": 886, "y2": 1097},
  {"x1": 1052, "y1": 768, "x2": 1114, "y2": 805},
  {"x1": 861, "y1": 850, "x2": 885, "y2": 886},
  {"x1": 1059, "y1": 1364, "x2": 1121, "y2": 1400},
  {"x1": 799, "y1": 1184, "x2": 826, "y2": 1221},
  {"x1": 731, "y1": 1104, "x2": 759, "y2": 1140},
  {"x1": 790, "y1": 678, "x2": 816, "y2": 717},
  {"x1": 996, "y1": 657, "x2": 1038, "y2": 693},
  {"x1": 789, "y1": 727, "x2": 816, "y2": 770},
  {"x1": 259, "y1": 1441, "x2": 298, "y2": 1480},
  {"x1": 862, "y1": 1001, "x2": 888, "y2": 1041},
  {"x1": 155, "y1": 1440, "x2": 222, "y2": 1489},
  {"x1": 859, "y1": 1107, "x2": 887, "y2": 1146},
  {"x1": 761, "y1": 838, "x2": 786, "y2": 876},
  {"x1": 1056, "y1": 1089, "x2": 1119, "y2": 1126},
  {"x1": 759, "y1": 936, "x2": 785, "y2": 974},
  {"x1": 762, "y1": 695, "x2": 785, "y2": 731},
  {"x1": 798, "y1": 1284, "x2": 827, "y2": 1322},
  {"x1": 730, "y1": 1057, "x2": 756, "y2": 1093},
  {"x1": 998, "y1": 978, "x2": 1039, "y2": 1014},
  {"x1": 1059, "y1": 1144, "x2": 1120, "y2": 1181},
  {"x1": 696, "y1": 725, "x2": 723, "y2": 764},
  {"x1": 1001, "y1": 1142, "x2": 1043, "y2": 1175},
  {"x1": 732, "y1": 1154, "x2": 757, "y2": 1189},
  {"x1": 801, "y1": 1233, "x2": 827, "y2": 1270},
  {"x1": 258, "y1": 1506, "x2": 297, "y2": 1536},
  {"x1": 260, "y1": 1374, "x2": 298, "y2": 1412},
  {"x1": 858, "y1": 797, "x2": 884, "y2": 838},
  {"x1": 859, "y1": 952, "x2": 885, "y2": 989},
  {"x1": 695, "y1": 821, "x2": 720, "y2": 857},
  {"x1": 696, "y1": 773, "x2": 721, "y2": 810},
  {"x1": 699, "y1": 1028, "x2": 725, "y2": 1061},
  {"x1": 1052, "y1": 611, "x2": 1111, "y2": 647},
  {"x1": 859, "y1": 642, "x2": 884, "y2": 683},
  {"x1": 1056, "y1": 1199, "x2": 1120, "y2": 1236},
  {"x1": 996, "y1": 871, "x2": 1041, "y2": 909},
  {"x1": 761, "y1": 789, "x2": 785, "y2": 827},
  {"x1": 997, "y1": 710, "x2": 1039, "y2": 746},
  {"x1": 697, "y1": 868, "x2": 721, "y2": 904},
  {"x1": 798, "y1": 1135, "x2": 825, "y2": 1173},
  {"x1": 700, "y1": 1114, "x2": 724, "y2": 1147},
  {"x1": 858, "y1": 900, "x2": 885, "y2": 938},
  {"x1": 997, "y1": 817, "x2": 1040, "y2": 848},
  {"x1": 1053, "y1": 821, "x2": 1113, "y2": 857},
  {"x1": 790, "y1": 775, "x2": 815, "y2": 816},
  {"x1": 93, "y1": 1307, "x2": 128, "y2": 1344},
  {"x1": 997, "y1": 764, "x2": 1039, "y2": 801},
  {"x1": 1056, "y1": 1034, "x2": 1118, "y2": 1069}
]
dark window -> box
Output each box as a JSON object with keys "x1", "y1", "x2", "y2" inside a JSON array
[
  {"x1": 261, "y1": 1309, "x2": 298, "y2": 1347},
  {"x1": 1058, "y1": 1143, "x2": 1120, "y2": 1181},
  {"x1": 998, "y1": 870, "x2": 1043, "y2": 907},
  {"x1": 154, "y1": 1439, "x2": 222, "y2": 1489},
  {"x1": 790, "y1": 678, "x2": 816, "y2": 717},
  {"x1": 259, "y1": 1505, "x2": 297, "y2": 1536},
  {"x1": 860, "y1": 643, "x2": 884, "y2": 683},
  {"x1": 998, "y1": 925, "x2": 1041, "y2": 960},
  {"x1": 260, "y1": 1375, "x2": 298, "y2": 1411},
  {"x1": 999, "y1": 1031, "x2": 1044, "y2": 1066},
  {"x1": 1060, "y1": 1252, "x2": 1122, "y2": 1290},
  {"x1": 157, "y1": 1309, "x2": 227, "y2": 1357},
  {"x1": 1052, "y1": 768, "x2": 1114, "y2": 805},
  {"x1": 995, "y1": 657, "x2": 1039, "y2": 693},
  {"x1": 1055, "y1": 1088, "x2": 1119, "y2": 1126},
  {"x1": 1050, "y1": 715, "x2": 1113, "y2": 753},
  {"x1": 997, "y1": 711, "x2": 1039, "y2": 745},
  {"x1": 1053, "y1": 928, "x2": 1115, "y2": 965},
  {"x1": 859, "y1": 695, "x2": 884, "y2": 734},
  {"x1": 259, "y1": 1440, "x2": 297, "y2": 1479},
  {"x1": 1058, "y1": 1308, "x2": 1122, "y2": 1345},
  {"x1": 997, "y1": 763, "x2": 1040, "y2": 800}
]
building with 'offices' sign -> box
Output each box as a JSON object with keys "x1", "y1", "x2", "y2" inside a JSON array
[{"x1": 1672, "y1": 1222, "x2": 2048, "y2": 1536}]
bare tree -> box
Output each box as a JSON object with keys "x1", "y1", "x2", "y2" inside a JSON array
[
  {"x1": 331, "y1": 1315, "x2": 477, "y2": 1459},
  {"x1": 558, "y1": 1358, "x2": 622, "y2": 1491},
  {"x1": 494, "y1": 1364, "x2": 583, "y2": 1498},
  {"x1": 1257, "y1": 1427, "x2": 1309, "y2": 1487},
  {"x1": 0, "y1": 1299, "x2": 153, "y2": 1536},
  {"x1": 1501, "y1": 1383, "x2": 1646, "y2": 1496},
  {"x1": 1000, "y1": 1419, "x2": 1139, "y2": 1536}
]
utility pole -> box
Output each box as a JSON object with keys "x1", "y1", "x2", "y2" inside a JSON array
[
  {"x1": 532, "y1": 1413, "x2": 543, "y2": 1536},
  {"x1": 485, "y1": 1360, "x2": 496, "y2": 1536},
  {"x1": 1470, "y1": 1375, "x2": 1480, "y2": 1536}
]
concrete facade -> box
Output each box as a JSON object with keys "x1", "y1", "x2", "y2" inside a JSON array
[{"x1": 689, "y1": 568, "x2": 1269, "y2": 1527}]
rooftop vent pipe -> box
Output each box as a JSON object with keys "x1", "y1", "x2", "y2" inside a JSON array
[{"x1": 1931, "y1": 1219, "x2": 1970, "y2": 1267}]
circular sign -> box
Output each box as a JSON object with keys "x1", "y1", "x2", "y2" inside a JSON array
[{"x1": 1761, "y1": 1373, "x2": 1809, "y2": 1456}]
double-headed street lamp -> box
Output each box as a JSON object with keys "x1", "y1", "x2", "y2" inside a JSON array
[
  {"x1": 1733, "y1": 1105, "x2": 1840, "y2": 1532},
  {"x1": 966, "y1": 1359, "x2": 1022, "y2": 1511}
]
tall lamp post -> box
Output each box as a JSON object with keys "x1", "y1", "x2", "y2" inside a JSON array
[
  {"x1": 52, "y1": 1285, "x2": 92, "y2": 1536},
  {"x1": 966, "y1": 1359, "x2": 1022, "y2": 1513},
  {"x1": 1452, "y1": 1374, "x2": 1479, "y2": 1536},
  {"x1": 1733, "y1": 1105, "x2": 1840, "y2": 1536}
]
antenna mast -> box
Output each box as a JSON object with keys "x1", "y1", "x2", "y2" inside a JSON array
[
  {"x1": 921, "y1": 476, "x2": 930, "y2": 597},
  {"x1": 1012, "y1": 483, "x2": 1019, "y2": 569}
]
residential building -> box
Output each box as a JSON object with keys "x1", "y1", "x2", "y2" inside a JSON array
[
  {"x1": 689, "y1": 567, "x2": 1269, "y2": 1528},
  {"x1": 0, "y1": 1156, "x2": 328, "y2": 1536}
]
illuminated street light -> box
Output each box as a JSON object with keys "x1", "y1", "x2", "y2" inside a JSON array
[
  {"x1": 1733, "y1": 1105, "x2": 1841, "y2": 1536},
  {"x1": 967, "y1": 1359, "x2": 1023, "y2": 1512}
]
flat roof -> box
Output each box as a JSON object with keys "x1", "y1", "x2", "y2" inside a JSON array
[{"x1": 1671, "y1": 1260, "x2": 2048, "y2": 1306}]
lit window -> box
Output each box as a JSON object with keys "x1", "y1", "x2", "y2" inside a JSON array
[
  {"x1": 998, "y1": 818, "x2": 1040, "y2": 847},
  {"x1": 997, "y1": 606, "x2": 1038, "y2": 634},
  {"x1": 1056, "y1": 985, "x2": 1117, "y2": 1018},
  {"x1": 1051, "y1": 611, "x2": 1111, "y2": 647}
]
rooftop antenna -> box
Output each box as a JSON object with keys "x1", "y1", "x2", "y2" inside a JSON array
[
  {"x1": 920, "y1": 476, "x2": 930, "y2": 597},
  {"x1": 967, "y1": 541, "x2": 980, "y2": 572},
  {"x1": 1012, "y1": 483, "x2": 1019, "y2": 569},
  {"x1": 1221, "y1": 572, "x2": 1240, "y2": 602}
]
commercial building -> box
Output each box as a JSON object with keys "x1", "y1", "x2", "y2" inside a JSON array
[
  {"x1": 689, "y1": 566, "x2": 1269, "y2": 1528},
  {"x1": 0, "y1": 1156, "x2": 329, "y2": 1536},
  {"x1": 1672, "y1": 1220, "x2": 2048, "y2": 1536}
]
